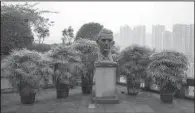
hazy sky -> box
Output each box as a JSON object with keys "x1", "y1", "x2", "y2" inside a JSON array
[{"x1": 4, "y1": 2, "x2": 194, "y2": 44}]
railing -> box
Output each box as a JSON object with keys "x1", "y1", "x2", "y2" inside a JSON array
[{"x1": 117, "y1": 77, "x2": 194, "y2": 100}]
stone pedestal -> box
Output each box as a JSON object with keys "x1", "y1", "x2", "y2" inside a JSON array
[{"x1": 92, "y1": 61, "x2": 119, "y2": 104}]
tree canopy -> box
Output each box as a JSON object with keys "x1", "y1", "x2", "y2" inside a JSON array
[
  {"x1": 61, "y1": 26, "x2": 74, "y2": 45},
  {"x1": 75, "y1": 22, "x2": 103, "y2": 41},
  {"x1": 1, "y1": 2, "x2": 56, "y2": 52}
]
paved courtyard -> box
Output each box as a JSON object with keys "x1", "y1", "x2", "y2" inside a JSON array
[{"x1": 1, "y1": 85, "x2": 194, "y2": 113}]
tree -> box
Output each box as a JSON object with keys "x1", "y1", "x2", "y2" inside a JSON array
[
  {"x1": 75, "y1": 22, "x2": 103, "y2": 41},
  {"x1": 62, "y1": 26, "x2": 74, "y2": 45},
  {"x1": 1, "y1": 11, "x2": 34, "y2": 53},
  {"x1": 1, "y1": 2, "x2": 56, "y2": 52},
  {"x1": 35, "y1": 26, "x2": 50, "y2": 44}
]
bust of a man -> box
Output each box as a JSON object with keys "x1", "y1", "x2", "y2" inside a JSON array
[{"x1": 96, "y1": 28, "x2": 115, "y2": 62}]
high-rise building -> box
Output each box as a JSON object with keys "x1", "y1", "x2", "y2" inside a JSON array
[
  {"x1": 162, "y1": 31, "x2": 172, "y2": 50},
  {"x1": 185, "y1": 24, "x2": 194, "y2": 57},
  {"x1": 132, "y1": 25, "x2": 146, "y2": 46},
  {"x1": 152, "y1": 25, "x2": 165, "y2": 51},
  {"x1": 172, "y1": 24, "x2": 194, "y2": 54},
  {"x1": 120, "y1": 25, "x2": 133, "y2": 48},
  {"x1": 113, "y1": 33, "x2": 121, "y2": 47},
  {"x1": 190, "y1": 24, "x2": 194, "y2": 59},
  {"x1": 172, "y1": 24, "x2": 185, "y2": 53},
  {"x1": 172, "y1": 24, "x2": 194, "y2": 62},
  {"x1": 145, "y1": 33, "x2": 152, "y2": 48}
]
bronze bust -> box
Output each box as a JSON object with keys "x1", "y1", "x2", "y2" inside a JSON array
[{"x1": 96, "y1": 28, "x2": 115, "y2": 62}]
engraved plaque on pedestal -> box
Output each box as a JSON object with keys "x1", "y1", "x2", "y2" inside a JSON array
[{"x1": 92, "y1": 61, "x2": 119, "y2": 104}]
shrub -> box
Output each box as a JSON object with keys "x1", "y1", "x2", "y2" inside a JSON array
[
  {"x1": 118, "y1": 45, "x2": 153, "y2": 94},
  {"x1": 47, "y1": 44, "x2": 83, "y2": 87},
  {"x1": 1, "y1": 49, "x2": 53, "y2": 92},
  {"x1": 71, "y1": 39, "x2": 99, "y2": 81},
  {"x1": 27, "y1": 43, "x2": 51, "y2": 53},
  {"x1": 147, "y1": 50, "x2": 189, "y2": 93}
]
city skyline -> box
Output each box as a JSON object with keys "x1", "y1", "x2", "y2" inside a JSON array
[
  {"x1": 114, "y1": 24, "x2": 194, "y2": 50},
  {"x1": 4, "y1": 2, "x2": 193, "y2": 44}
]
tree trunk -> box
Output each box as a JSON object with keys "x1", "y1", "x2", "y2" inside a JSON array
[
  {"x1": 41, "y1": 37, "x2": 45, "y2": 43},
  {"x1": 38, "y1": 38, "x2": 41, "y2": 44}
]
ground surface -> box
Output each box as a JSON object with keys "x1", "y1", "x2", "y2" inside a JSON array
[{"x1": 1, "y1": 85, "x2": 194, "y2": 113}]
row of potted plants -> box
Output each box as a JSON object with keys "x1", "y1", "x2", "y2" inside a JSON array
[
  {"x1": 1, "y1": 41, "x2": 189, "y2": 104},
  {"x1": 1, "y1": 39, "x2": 100, "y2": 104},
  {"x1": 118, "y1": 45, "x2": 189, "y2": 103}
]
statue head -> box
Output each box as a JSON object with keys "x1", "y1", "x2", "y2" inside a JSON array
[{"x1": 96, "y1": 28, "x2": 115, "y2": 57}]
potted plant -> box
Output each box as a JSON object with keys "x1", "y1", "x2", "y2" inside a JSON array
[
  {"x1": 118, "y1": 45, "x2": 153, "y2": 95},
  {"x1": 48, "y1": 45, "x2": 83, "y2": 98},
  {"x1": 54, "y1": 63, "x2": 79, "y2": 98},
  {"x1": 148, "y1": 51, "x2": 189, "y2": 103},
  {"x1": 143, "y1": 75, "x2": 154, "y2": 91},
  {"x1": 126, "y1": 75, "x2": 141, "y2": 95},
  {"x1": 71, "y1": 39, "x2": 99, "y2": 94},
  {"x1": 1, "y1": 49, "x2": 51, "y2": 104}
]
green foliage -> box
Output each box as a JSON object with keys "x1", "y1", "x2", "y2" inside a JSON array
[
  {"x1": 27, "y1": 43, "x2": 51, "y2": 52},
  {"x1": 75, "y1": 22, "x2": 103, "y2": 41},
  {"x1": 118, "y1": 45, "x2": 153, "y2": 85},
  {"x1": 1, "y1": 12, "x2": 34, "y2": 52},
  {"x1": 62, "y1": 26, "x2": 74, "y2": 44},
  {"x1": 1, "y1": 49, "x2": 53, "y2": 92},
  {"x1": 34, "y1": 26, "x2": 50, "y2": 44},
  {"x1": 111, "y1": 45, "x2": 121, "y2": 62},
  {"x1": 1, "y1": 3, "x2": 56, "y2": 51},
  {"x1": 71, "y1": 39, "x2": 99, "y2": 85},
  {"x1": 48, "y1": 44, "x2": 84, "y2": 86},
  {"x1": 147, "y1": 50, "x2": 189, "y2": 93}
]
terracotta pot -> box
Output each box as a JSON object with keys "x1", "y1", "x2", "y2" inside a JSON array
[
  {"x1": 56, "y1": 83, "x2": 69, "y2": 99},
  {"x1": 82, "y1": 85, "x2": 92, "y2": 94},
  {"x1": 174, "y1": 86, "x2": 188, "y2": 98},
  {"x1": 127, "y1": 82, "x2": 140, "y2": 96},
  {"x1": 144, "y1": 84, "x2": 151, "y2": 91},
  {"x1": 160, "y1": 92, "x2": 174, "y2": 103},
  {"x1": 19, "y1": 87, "x2": 36, "y2": 104},
  {"x1": 56, "y1": 89, "x2": 69, "y2": 99}
]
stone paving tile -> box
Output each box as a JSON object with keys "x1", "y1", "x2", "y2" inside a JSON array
[
  {"x1": 1, "y1": 105, "x2": 21, "y2": 113},
  {"x1": 133, "y1": 105, "x2": 154, "y2": 113},
  {"x1": 87, "y1": 104, "x2": 105, "y2": 113},
  {"x1": 29, "y1": 103, "x2": 51, "y2": 113},
  {"x1": 77, "y1": 105, "x2": 88, "y2": 113}
]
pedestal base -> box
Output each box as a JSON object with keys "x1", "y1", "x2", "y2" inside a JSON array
[
  {"x1": 91, "y1": 90, "x2": 119, "y2": 104},
  {"x1": 92, "y1": 96, "x2": 119, "y2": 104}
]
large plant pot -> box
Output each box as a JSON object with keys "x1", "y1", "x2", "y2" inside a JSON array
[
  {"x1": 127, "y1": 81, "x2": 140, "y2": 96},
  {"x1": 160, "y1": 93, "x2": 174, "y2": 103},
  {"x1": 127, "y1": 88, "x2": 139, "y2": 95},
  {"x1": 56, "y1": 83, "x2": 69, "y2": 99},
  {"x1": 56, "y1": 89, "x2": 69, "y2": 99},
  {"x1": 174, "y1": 86, "x2": 188, "y2": 98},
  {"x1": 144, "y1": 83, "x2": 152, "y2": 91},
  {"x1": 82, "y1": 85, "x2": 92, "y2": 94},
  {"x1": 19, "y1": 87, "x2": 36, "y2": 104}
]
